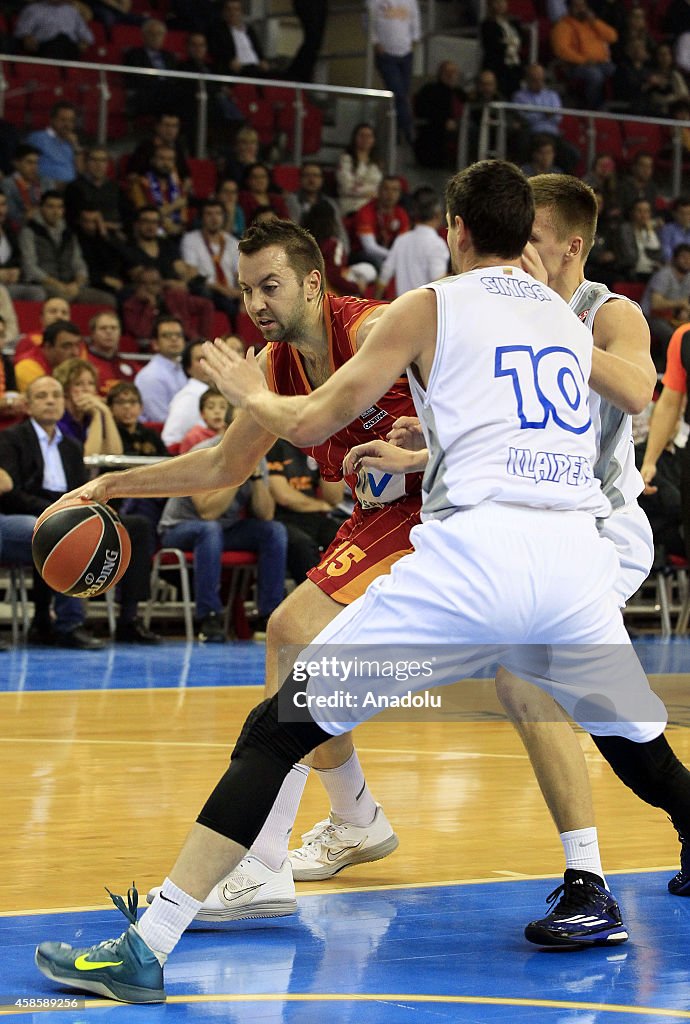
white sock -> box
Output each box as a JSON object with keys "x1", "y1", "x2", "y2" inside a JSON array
[
  {"x1": 316, "y1": 749, "x2": 377, "y2": 826},
  {"x1": 560, "y1": 827, "x2": 607, "y2": 888},
  {"x1": 251, "y1": 764, "x2": 310, "y2": 870},
  {"x1": 137, "y1": 878, "x2": 203, "y2": 960}
]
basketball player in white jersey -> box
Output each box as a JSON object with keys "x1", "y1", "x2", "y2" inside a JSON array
[
  {"x1": 353, "y1": 174, "x2": 690, "y2": 946},
  {"x1": 36, "y1": 161, "x2": 672, "y2": 1002}
]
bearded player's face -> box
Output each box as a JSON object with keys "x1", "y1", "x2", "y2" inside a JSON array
[{"x1": 238, "y1": 245, "x2": 311, "y2": 344}]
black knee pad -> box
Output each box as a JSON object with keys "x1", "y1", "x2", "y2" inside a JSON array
[{"x1": 197, "y1": 675, "x2": 331, "y2": 848}]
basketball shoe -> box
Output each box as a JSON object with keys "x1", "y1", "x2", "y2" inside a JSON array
[
  {"x1": 289, "y1": 805, "x2": 399, "y2": 881},
  {"x1": 35, "y1": 885, "x2": 165, "y2": 1004},
  {"x1": 146, "y1": 855, "x2": 297, "y2": 922},
  {"x1": 524, "y1": 870, "x2": 628, "y2": 949},
  {"x1": 668, "y1": 832, "x2": 690, "y2": 895}
]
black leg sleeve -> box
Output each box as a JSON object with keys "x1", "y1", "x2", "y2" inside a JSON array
[
  {"x1": 197, "y1": 675, "x2": 331, "y2": 849},
  {"x1": 593, "y1": 733, "x2": 690, "y2": 834}
]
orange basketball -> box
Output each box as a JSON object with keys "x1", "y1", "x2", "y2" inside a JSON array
[{"x1": 32, "y1": 501, "x2": 131, "y2": 598}]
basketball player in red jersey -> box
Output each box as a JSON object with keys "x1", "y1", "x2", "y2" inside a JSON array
[{"x1": 62, "y1": 219, "x2": 422, "y2": 918}]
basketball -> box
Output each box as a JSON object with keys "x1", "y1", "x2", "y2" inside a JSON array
[{"x1": 32, "y1": 500, "x2": 131, "y2": 598}]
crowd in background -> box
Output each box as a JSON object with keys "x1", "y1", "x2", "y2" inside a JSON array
[{"x1": 1, "y1": 0, "x2": 690, "y2": 648}]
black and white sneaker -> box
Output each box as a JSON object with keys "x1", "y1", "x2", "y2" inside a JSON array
[
  {"x1": 197, "y1": 612, "x2": 225, "y2": 644},
  {"x1": 524, "y1": 870, "x2": 628, "y2": 949}
]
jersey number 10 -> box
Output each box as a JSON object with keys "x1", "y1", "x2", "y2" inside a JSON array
[{"x1": 494, "y1": 345, "x2": 591, "y2": 435}]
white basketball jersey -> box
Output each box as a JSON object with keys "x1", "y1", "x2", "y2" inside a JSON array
[
  {"x1": 408, "y1": 267, "x2": 611, "y2": 521},
  {"x1": 569, "y1": 280, "x2": 645, "y2": 510}
]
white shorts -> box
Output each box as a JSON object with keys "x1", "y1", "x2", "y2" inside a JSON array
[
  {"x1": 300, "y1": 503, "x2": 667, "y2": 743},
  {"x1": 599, "y1": 501, "x2": 654, "y2": 606}
]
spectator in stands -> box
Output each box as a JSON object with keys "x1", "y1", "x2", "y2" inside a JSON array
[
  {"x1": 353, "y1": 175, "x2": 410, "y2": 271},
  {"x1": 267, "y1": 438, "x2": 343, "y2": 584},
  {"x1": 158, "y1": 434, "x2": 287, "y2": 643},
  {"x1": 238, "y1": 164, "x2": 290, "y2": 224},
  {"x1": 618, "y1": 152, "x2": 662, "y2": 218},
  {"x1": 128, "y1": 146, "x2": 190, "y2": 238},
  {"x1": 176, "y1": 35, "x2": 242, "y2": 147},
  {"x1": 613, "y1": 4, "x2": 649, "y2": 61},
  {"x1": 127, "y1": 113, "x2": 191, "y2": 188},
  {"x1": 0, "y1": 376, "x2": 103, "y2": 649},
  {"x1": 612, "y1": 38, "x2": 655, "y2": 113},
  {"x1": 0, "y1": 193, "x2": 42, "y2": 303},
  {"x1": 642, "y1": 243, "x2": 690, "y2": 359},
  {"x1": 12, "y1": 295, "x2": 71, "y2": 365},
  {"x1": 15, "y1": 319, "x2": 82, "y2": 393},
  {"x1": 376, "y1": 186, "x2": 448, "y2": 299},
  {"x1": 25, "y1": 103, "x2": 82, "y2": 187},
  {"x1": 511, "y1": 63, "x2": 581, "y2": 173},
  {"x1": 216, "y1": 179, "x2": 246, "y2": 238},
  {"x1": 616, "y1": 198, "x2": 663, "y2": 283},
  {"x1": 64, "y1": 147, "x2": 125, "y2": 236},
  {"x1": 122, "y1": 267, "x2": 214, "y2": 348},
  {"x1": 1, "y1": 145, "x2": 47, "y2": 230},
  {"x1": 162, "y1": 338, "x2": 219, "y2": 450},
  {"x1": 646, "y1": 43, "x2": 689, "y2": 117},
  {"x1": 583, "y1": 153, "x2": 621, "y2": 223},
  {"x1": 123, "y1": 206, "x2": 195, "y2": 294},
  {"x1": 520, "y1": 134, "x2": 563, "y2": 177},
  {"x1": 0, "y1": 317, "x2": 25, "y2": 422},
  {"x1": 53, "y1": 357, "x2": 123, "y2": 457},
  {"x1": 285, "y1": 163, "x2": 349, "y2": 255},
  {"x1": 18, "y1": 191, "x2": 116, "y2": 307},
  {"x1": 74, "y1": 208, "x2": 127, "y2": 302},
  {"x1": 87, "y1": 0, "x2": 141, "y2": 33},
  {"x1": 86, "y1": 310, "x2": 137, "y2": 396},
  {"x1": 179, "y1": 387, "x2": 228, "y2": 454},
  {"x1": 336, "y1": 123, "x2": 383, "y2": 218},
  {"x1": 108, "y1": 382, "x2": 169, "y2": 458},
  {"x1": 285, "y1": 0, "x2": 328, "y2": 83},
  {"x1": 480, "y1": 0, "x2": 526, "y2": 99},
  {"x1": 133, "y1": 315, "x2": 187, "y2": 420},
  {"x1": 221, "y1": 126, "x2": 261, "y2": 189},
  {"x1": 413, "y1": 59, "x2": 466, "y2": 170},
  {"x1": 466, "y1": 69, "x2": 513, "y2": 161},
  {"x1": 181, "y1": 199, "x2": 241, "y2": 323},
  {"x1": 368, "y1": 0, "x2": 421, "y2": 146},
  {"x1": 660, "y1": 196, "x2": 690, "y2": 264},
  {"x1": 208, "y1": 0, "x2": 274, "y2": 78},
  {"x1": 584, "y1": 188, "x2": 622, "y2": 288},
  {"x1": 124, "y1": 19, "x2": 178, "y2": 118},
  {"x1": 302, "y1": 201, "x2": 376, "y2": 297},
  {"x1": 13, "y1": 0, "x2": 93, "y2": 60},
  {"x1": 550, "y1": 0, "x2": 617, "y2": 110}
]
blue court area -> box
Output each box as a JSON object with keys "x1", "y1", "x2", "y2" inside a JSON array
[
  {"x1": 3, "y1": 871, "x2": 690, "y2": 1023},
  {"x1": 1, "y1": 634, "x2": 690, "y2": 694}
]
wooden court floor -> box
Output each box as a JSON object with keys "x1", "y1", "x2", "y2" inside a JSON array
[{"x1": 4, "y1": 643, "x2": 690, "y2": 1022}]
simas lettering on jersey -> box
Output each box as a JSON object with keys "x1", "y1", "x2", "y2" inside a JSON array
[
  {"x1": 481, "y1": 276, "x2": 552, "y2": 302},
  {"x1": 507, "y1": 447, "x2": 593, "y2": 485}
]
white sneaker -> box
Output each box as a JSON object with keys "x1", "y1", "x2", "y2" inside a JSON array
[
  {"x1": 289, "y1": 805, "x2": 399, "y2": 881},
  {"x1": 146, "y1": 856, "x2": 297, "y2": 922}
]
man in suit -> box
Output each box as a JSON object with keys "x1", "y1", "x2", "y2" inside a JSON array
[
  {"x1": 125, "y1": 19, "x2": 178, "y2": 118},
  {"x1": 0, "y1": 376, "x2": 159, "y2": 646},
  {"x1": 0, "y1": 375, "x2": 103, "y2": 648},
  {"x1": 208, "y1": 0, "x2": 274, "y2": 78}
]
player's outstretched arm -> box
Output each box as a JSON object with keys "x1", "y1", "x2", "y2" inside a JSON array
[
  {"x1": 343, "y1": 439, "x2": 429, "y2": 476},
  {"x1": 47, "y1": 409, "x2": 277, "y2": 509},
  {"x1": 590, "y1": 299, "x2": 656, "y2": 414},
  {"x1": 202, "y1": 290, "x2": 436, "y2": 447}
]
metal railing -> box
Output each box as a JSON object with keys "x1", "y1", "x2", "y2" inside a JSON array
[
  {"x1": 0, "y1": 54, "x2": 397, "y2": 169},
  {"x1": 479, "y1": 101, "x2": 690, "y2": 195}
]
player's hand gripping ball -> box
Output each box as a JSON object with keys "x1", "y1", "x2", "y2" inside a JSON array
[{"x1": 32, "y1": 500, "x2": 131, "y2": 597}]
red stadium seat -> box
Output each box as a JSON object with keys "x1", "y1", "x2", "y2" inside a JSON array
[
  {"x1": 235, "y1": 308, "x2": 265, "y2": 349},
  {"x1": 210, "y1": 310, "x2": 231, "y2": 338},
  {"x1": 71, "y1": 303, "x2": 115, "y2": 335},
  {"x1": 612, "y1": 280, "x2": 645, "y2": 303},
  {"x1": 272, "y1": 164, "x2": 301, "y2": 192},
  {"x1": 13, "y1": 300, "x2": 42, "y2": 335},
  {"x1": 622, "y1": 120, "x2": 666, "y2": 160},
  {"x1": 188, "y1": 157, "x2": 217, "y2": 199}
]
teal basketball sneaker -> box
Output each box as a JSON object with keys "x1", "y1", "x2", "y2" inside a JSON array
[{"x1": 35, "y1": 884, "x2": 165, "y2": 1004}]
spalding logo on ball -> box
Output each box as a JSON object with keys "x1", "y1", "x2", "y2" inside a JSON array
[{"x1": 32, "y1": 500, "x2": 131, "y2": 598}]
